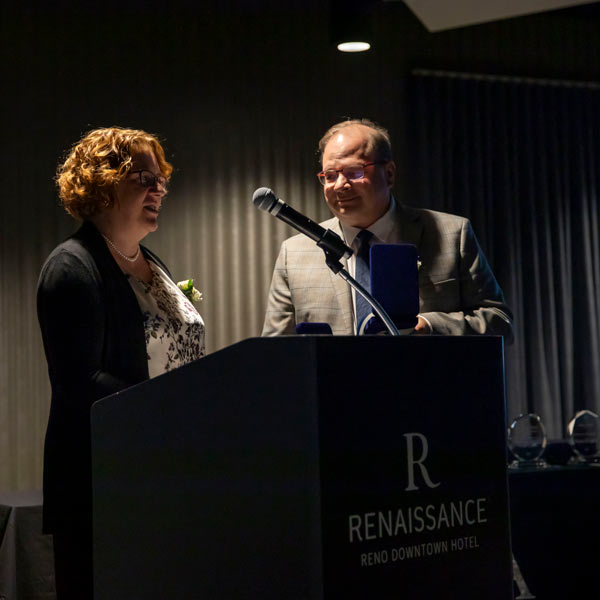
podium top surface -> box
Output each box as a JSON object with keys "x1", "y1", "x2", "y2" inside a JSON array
[{"x1": 91, "y1": 334, "x2": 504, "y2": 421}]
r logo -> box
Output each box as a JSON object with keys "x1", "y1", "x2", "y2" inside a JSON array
[{"x1": 403, "y1": 432, "x2": 441, "y2": 491}]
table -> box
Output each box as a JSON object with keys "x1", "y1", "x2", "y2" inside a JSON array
[
  {"x1": 509, "y1": 464, "x2": 600, "y2": 599},
  {"x1": 0, "y1": 491, "x2": 55, "y2": 600}
]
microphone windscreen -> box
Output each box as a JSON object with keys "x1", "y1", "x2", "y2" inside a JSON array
[
  {"x1": 365, "y1": 243, "x2": 419, "y2": 333},
  {"x1": 252, "y1": 187, "x2": 277, "y2": 212}
]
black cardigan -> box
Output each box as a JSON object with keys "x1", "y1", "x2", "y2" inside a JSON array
[{"x1": 37, "y1": 220, "x2": 171, "y2": 533}]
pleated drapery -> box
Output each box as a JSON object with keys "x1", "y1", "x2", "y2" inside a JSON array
[{"x1": 408, "y1": 70, "x2": 600, "y2": 437}]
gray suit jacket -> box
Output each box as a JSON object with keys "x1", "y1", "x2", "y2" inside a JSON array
[{"x1": 262, "y1": 204, "x2": 513, "y2": 341}]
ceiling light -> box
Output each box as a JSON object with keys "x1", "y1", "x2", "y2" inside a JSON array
[
  {"x1": 337, "y1": 41, "x2": 371, "y2": 52},
  {"x1": 330, "y1": 0, "x2": 375, "y2": 53}
]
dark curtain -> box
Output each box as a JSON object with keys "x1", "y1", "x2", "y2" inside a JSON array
[{"x1": 407, "y1": 70, "x2": 600, "y2": 438}]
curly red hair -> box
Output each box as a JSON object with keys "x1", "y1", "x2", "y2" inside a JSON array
[{"x1": 56, "y1": 126, "x2": 173, "y2": 220}]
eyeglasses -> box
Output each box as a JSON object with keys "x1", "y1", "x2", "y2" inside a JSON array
[
  {"x1": 130, "y1": 170, "x2": 168, "y2": 189},
  {"x1": 317, "y1": 161, "x2": 386, "y2": 186}
]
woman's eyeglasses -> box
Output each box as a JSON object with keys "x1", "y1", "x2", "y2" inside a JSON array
[{"x1": 131, "y1": 170, "x2": 168, "y2": 189}]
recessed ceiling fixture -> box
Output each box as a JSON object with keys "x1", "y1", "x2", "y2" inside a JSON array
[
  {"x1": 330, "y1": 0, "x2": 376, "y2": 53},
  {"x1": 337, "y1": 41, "x2": 371, "y2": 53}
]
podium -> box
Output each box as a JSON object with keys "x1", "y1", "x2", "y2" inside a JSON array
[{"x1": 91, "y1": 336, "x2": 512, "y2": 599}]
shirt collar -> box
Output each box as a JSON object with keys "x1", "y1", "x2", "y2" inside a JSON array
[{"x1": 340, "y1": 195, "x2": 398, "y2": 247}]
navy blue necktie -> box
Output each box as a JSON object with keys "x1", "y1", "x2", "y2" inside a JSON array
[{"x1": 355, "y1": 230, "x2": 373, "y2": 334}]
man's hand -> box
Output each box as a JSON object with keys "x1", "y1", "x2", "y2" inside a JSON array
[{"x1": 413, "y1": 316, "x2": 432, "y2": 335}]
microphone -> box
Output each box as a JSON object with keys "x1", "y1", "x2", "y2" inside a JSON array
[
  {"x1": 253, "y1": 186, "x2": 403, "y2": 336},
  {"x1": 252, "y1": 187, "x2": 353, "y2": 261}
]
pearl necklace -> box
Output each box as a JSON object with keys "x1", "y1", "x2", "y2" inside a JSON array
[{"x1": 101, "y1": 234, "x2": 141, "y2": 263}]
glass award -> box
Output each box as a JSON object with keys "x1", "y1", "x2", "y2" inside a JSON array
[
  {"x1": 507, "y1": 413, "x2": 548, "y2": 469},
  {"x1": 567, "y1": 410, "x2": 600, "y2": 465}
]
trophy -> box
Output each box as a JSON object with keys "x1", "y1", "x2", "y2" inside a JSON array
[
  {"x1": 507, "y1": 413, "x2": 548, "y2": 469},
  {"x1": 567, "y1": 410, "x2": 600, "y2": 465}
]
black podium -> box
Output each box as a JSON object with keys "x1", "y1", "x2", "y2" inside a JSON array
[{"x1": 91, "y1": 336, "x2": 512, "y2": 599}]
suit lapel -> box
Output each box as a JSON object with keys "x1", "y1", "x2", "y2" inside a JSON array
[
  {"x1": 326, "y1": 218, "x2": 354, "y2": 334},
  {"x1": 394, "y1": 203, "x2": 436, "y2": 290},
  {"x1": 394, "y1": 203, "x2": 424, "y2": 248}
]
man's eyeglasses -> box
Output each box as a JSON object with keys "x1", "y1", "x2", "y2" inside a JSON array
[
  {"x1": 317, "y1": 161, "x2": 386, "y2": 186},
  {"x1": 131, "y1": 170, "x2": 168, "y2": 190}
]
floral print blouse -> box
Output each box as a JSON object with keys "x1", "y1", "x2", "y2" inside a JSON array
[{"x1": 128, "y1": 261, "x2": 205, "y2": 378}]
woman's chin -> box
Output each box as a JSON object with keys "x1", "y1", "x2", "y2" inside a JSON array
[{"x1": 142, "y1": 216, "x2": 159, "y2": 232}]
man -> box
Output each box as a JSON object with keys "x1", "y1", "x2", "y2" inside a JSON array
[{"x1": 262, "y1": 118, "x2": 513, "y2": 341}]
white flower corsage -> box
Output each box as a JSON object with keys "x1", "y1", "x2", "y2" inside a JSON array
[{"x1": 177, "y1": 279, "x2": 203, "y2": 303}]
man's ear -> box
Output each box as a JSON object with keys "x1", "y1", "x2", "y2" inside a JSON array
[{"x1": 385, "y1": 161, "x2": 396, "y2": 187}]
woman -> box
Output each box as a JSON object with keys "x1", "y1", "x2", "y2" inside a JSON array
[{"x1": 37, "y1": 127, "x2": 205, "y2": 599}]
